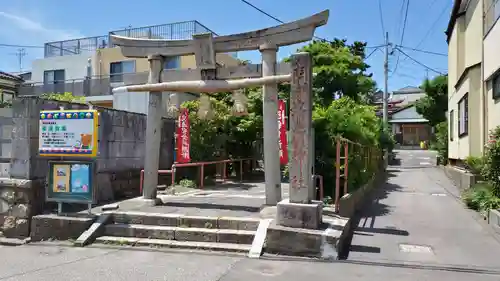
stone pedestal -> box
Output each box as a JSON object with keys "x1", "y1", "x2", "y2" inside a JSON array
[{"x1": 276, "y1": 199, "x2": 323, "y2": 229}]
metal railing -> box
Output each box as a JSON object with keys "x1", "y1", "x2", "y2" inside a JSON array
[
  {"x1": 45, "y1": 35, "x2": 109, "y2": 58},
  {"x1": 18, "y1": 72, "x2": 150, "y2": 97},
  {"x1": 139, "y1": 158, "x2": 255, "y2": 193},
  {"x1": 109, "y1": 21, "x2": 216, "y2": 42},
  {"x1": 44, "y1": 20, "x2": 237, "y2": 58},
  {"x1": 334, "y1": 137, "x2": 381, "y2": 212}
]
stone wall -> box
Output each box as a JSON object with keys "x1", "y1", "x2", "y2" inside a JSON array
[{"x1": 1, "y1": 97, "x2": 175, "y2": 238}]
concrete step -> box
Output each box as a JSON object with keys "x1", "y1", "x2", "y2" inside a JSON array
[
  {"x1": 95, "y1": 236, "x2": 252, "y2": 253},
  {"x1": 104, "y1": 223, "x2": 255, "y2": 244},
  {"x1": 110, "y1": 211, "x2": 260, "y2": 231}
]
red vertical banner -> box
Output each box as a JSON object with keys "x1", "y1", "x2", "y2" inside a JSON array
[
  {"x1": 278, "y1": 99, "x2": 289, "y2": 165},
  {"x1": 176, "y1": 108, "x2": 191, "y2": 163}
]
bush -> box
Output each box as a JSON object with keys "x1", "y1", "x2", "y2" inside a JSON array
[
  {"x1": 41, "y1": 92, "x2": 86, "y2": 103},
  {"x1": 481, "y1": 126, "x2": 500, "y2": 197},
  {"x1": 464, "y1": 156, "x2": 484, "y2": 175},
  {"x1": 431, "y1": 121, "x2": 448, "y2": 165},
  {"x1": 462, "y1": 183, "x2": 500, "y2": 215},
  {"x1": 313, "y1": 97, "x2": 384, "y2": 196}
]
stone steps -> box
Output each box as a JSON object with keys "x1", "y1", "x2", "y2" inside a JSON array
[
  {"x1": 92, "y1": 211, "x2": 261, "y2": 254},
  {"x1": 104, "y1": 224, "x2": 255, "y2": 244},
  {"x1": 95, "y1": 236, "x2": 252, "y2": 253},
  {"x1": 110, "y1": 211, "x2": 260, "y2": 230}
]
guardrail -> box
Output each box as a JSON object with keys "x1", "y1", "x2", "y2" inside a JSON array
[
  {"x1": 139, "y1": 158, "x2": 255, "y2": 193},
  {"x1": 334, "y1": 136, "x2": 380, "y2": 213}
]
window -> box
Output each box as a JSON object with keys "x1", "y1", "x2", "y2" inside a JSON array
[
  {"x1": 43, "y1": 69, "x2": 65, "y2": 84},
  {"x1": 164, "y1": 56, "x2": 180, "y2": 70},
  {"x1": 493, "y1": 73, "x2": 500, "y2": 99},
  {"x1": 110, "y1": 60, "x2": 136, "y2": 83},
  {"x1": 43, "y1": 69, "x2": 65, "y2": 93},
  {"x1": 450, "y1": 110, "x2": 454, "y2": 141},
  {"x1": 458, "y1": 94, "x2": 469, "y2": 137},
  {"x1": 485, "y1": 0, "x2": 500, "y2": 32}
]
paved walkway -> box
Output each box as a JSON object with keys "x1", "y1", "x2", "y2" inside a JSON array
[
  {"x1": 348, "y1": 150, "x2": 500, "y2": 272},
  {"x1": 96, "y1": 181, "x2": 290, "y2": 218}
]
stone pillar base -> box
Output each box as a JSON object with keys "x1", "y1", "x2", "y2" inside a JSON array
[{"x1": 276, "y1": 199, "x2": 323, "y2": 229}]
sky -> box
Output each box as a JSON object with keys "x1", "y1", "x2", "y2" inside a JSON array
[{"x1": 0, "y1": 0, "x2": 451, "y2": 91}]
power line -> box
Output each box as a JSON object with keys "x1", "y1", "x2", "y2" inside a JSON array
[
  {"x1": 0, "y1": 43, "x2": 43, "y2": 49},
  {"x1": 396, "y1": 45, "x2": 447, "y2": 56},
  {"x1": 414, "y1": 1, "x2": 451, "y2": 49},
  {"x1": 366, "y1": 47, "x2": 381, "y2": 59},
  {"x1": 239, "y1": 0, "x2": 331, "y2": 43},
  {"x1": 378, "y1": 0, "x2": 386, "y2": 40},
  {"x1": 391, "y1": 0, "x2": 410, "y2": 76},
  {"x1": 395, "y1": 47, "x2": 444, "y2": 75},
  {"x1": 366, "y1": 44, "x2": 386, "y2": 49},
  {"x1": 393, "y1": 0, "x2": 407, "y2": 39},
  {"x1": 399, "y1": 0, "x2": 410, "y2": 46}
]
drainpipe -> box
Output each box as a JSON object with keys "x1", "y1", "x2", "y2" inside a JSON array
[{"x1": 482, "y1": 13, "x2": 487, "y2": 155}]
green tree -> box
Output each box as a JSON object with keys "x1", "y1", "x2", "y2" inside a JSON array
[
  {"x1": 415, "y1": 75, "x2": 448, "y2": 126},
  {"x1": 292, "y1": 39, "x2": 377, "y2": 105}
]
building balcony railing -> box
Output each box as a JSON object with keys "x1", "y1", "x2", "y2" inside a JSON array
[
  {"x1": 44, "y1": 20, "x2": 237, "y2": 58},
  {"x1": 18, "y1": 72, "x2": 150, "y2": 97}
]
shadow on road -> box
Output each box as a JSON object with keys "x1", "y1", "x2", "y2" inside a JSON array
[{"x1": 338, "y1": 176, "x2": 409, "y2": 259}]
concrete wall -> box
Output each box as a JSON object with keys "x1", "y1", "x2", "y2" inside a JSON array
[
  {"x1": 483, "y1": 0, "x2": 500, "y2": 137},
  {"x1": 484, "y1": 1, "x2": 500, "y2": 80},
  {"x1": 0, "y1": 96, "x2": 175, "y2": 238},
  {"x1": 113, "y1": 92, "x2": 199, "y2": 115},
  {"x1": 93, "y1": 48, "x2": 148, "y2": 77},
  {"x1": 448, "y1": 0, "x2": 484, "y2": 160},
  {"x1": 10, "y1": 97, "x2": 175, "y2": 200},
  {"x1": 94, "y1": 47, "x2": 240, "y2": 76},
  {"x1": 31, "y1": 53, "x2": 92, "y2": 83}
]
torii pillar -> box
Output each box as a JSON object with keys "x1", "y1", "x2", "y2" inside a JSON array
[
  {"x1": 142, "y1": 55, "x2": 164, "y2": 203},
  {"x1": 260, "y1": 43, "x2": 282, "y2": 205}
]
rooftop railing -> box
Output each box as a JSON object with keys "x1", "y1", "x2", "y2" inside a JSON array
[{"x1": 43, "y1": 20, "x2": 237, "y2": 58}]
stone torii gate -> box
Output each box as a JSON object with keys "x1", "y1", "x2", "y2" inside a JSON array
[{"x1": 111, "y1": 10, "x2": 329, "y2": 229}]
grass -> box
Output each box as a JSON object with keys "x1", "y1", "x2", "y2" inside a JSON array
[{"x1": 461, "y1": 182, "x2": 500, "y2": 217}]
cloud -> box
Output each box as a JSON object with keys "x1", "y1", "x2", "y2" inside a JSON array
[{"x1": 0, "y1": 11, "x2": 83, "y2": 41}]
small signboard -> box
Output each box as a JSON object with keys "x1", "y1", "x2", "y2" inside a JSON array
[
  {"x1": 47, "y1": 161, "x2": 95, "y2": 204},
  {"x1": 39, "y1": 110, "x2": 98, "y2": 157}
]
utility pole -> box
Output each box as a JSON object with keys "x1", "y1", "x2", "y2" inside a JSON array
[
  {"x1": 383, "y1": 32, "x2": 389, "y2": 168},
  {"x1": 13, "y1": 48, "x2": 27, "y2": 72}
]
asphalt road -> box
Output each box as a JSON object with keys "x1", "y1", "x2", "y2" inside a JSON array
[
  {"x1": 1, "y1": 149, "x2": 500, "y2": 280},
  {"x1": 1, "y1": 243, "x2": 500, "y2": 281}
]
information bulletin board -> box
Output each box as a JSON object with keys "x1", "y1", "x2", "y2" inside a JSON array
[
  {"x1": 39, "y1": 110, "x2": 98, "y2": 157},
  {"x1": 46, "y1": 161, "x2": 95, "y2": 204}
]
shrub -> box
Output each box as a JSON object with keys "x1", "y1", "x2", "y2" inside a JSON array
[
  {"x1": 41, "y1": 92, "x2": 86, "y2": 103},
  {"x1": 481, "y1": 126, "x2": 500, "y2": 197},
  {"x1": 431, "y1": 121, "x2": 448, "y2": 165},
  {"x1": 313, "y1": 97, "x2": 384, "y2": 196},
  {"x1": 464, "y1": 156, "x2": 484, "y2": 175},
  {"x1": 462, "y1": 183, "x2": 500, "y2": 215}
]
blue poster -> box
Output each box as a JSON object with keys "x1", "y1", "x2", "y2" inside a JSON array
[{"x1": 70, "y1": 164, "x2": 90, "y2": 193}]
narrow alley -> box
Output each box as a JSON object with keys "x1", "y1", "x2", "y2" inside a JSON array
[{"x1": 348, "y1": 150, "x2": 500, "y2": 274}]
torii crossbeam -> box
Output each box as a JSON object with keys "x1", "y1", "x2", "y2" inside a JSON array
[{"x1": 111, "y1": 10, "x2": 329, "y2": 220}]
